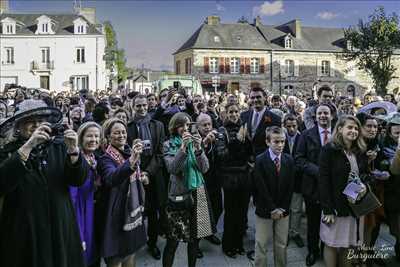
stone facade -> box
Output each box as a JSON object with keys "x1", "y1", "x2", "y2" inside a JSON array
[{"x1": 173, "y1": 16, "x2": 400, "y2": 97}]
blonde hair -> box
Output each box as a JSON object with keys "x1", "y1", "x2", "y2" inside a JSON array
[
  {"x1": 77, "y1": 121, "x2": 101, "y2": 150},
  {"x1": 332, "y1": 115, "x2": 366, "y2": 153}
]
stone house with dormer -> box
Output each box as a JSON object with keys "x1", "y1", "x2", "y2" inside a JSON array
[
  {"x1": 0, "y1": 9, "x2": 107, "y2": 92},
  {"x1": 174, "y1": 15, "x2": 400, "y2": 96}
]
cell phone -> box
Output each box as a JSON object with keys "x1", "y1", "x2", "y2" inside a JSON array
[{"x1": 189, "y1": 123, "x2": 198, "y2": 135}]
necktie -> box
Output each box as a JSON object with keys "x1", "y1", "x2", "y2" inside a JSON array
[
  {"x1": 289, "y1": 138, "x2": 294, "y2": 154},
  {"x1": 252, "y1": 112, "x2": 259, "y2": 137},
  {"x1": 323, "y1": 130, "x2": 329, "y2": 145},
  {"x1": 274, "y1": 157, "x2": 280, "y2": 175}
]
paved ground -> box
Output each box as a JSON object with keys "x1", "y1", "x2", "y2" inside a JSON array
[{"x1": 134, "y1": 201, "x2": 400, "y2": 267}]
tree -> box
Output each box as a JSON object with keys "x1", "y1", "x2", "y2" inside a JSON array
[
  {"x1": 342, "y1": 7, "x2": 400, "y2": 96},
  {"x1": 103, "y1": 21, "x2": 129, "y2": 83}
]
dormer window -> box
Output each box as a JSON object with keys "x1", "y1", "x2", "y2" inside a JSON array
[
  {"x1": 284, "y1": 35, "x2": 293, "y2": 49},
  {"x1": 35, "y1": 15, "x2": 55, "y2": 35},
  {"x1": 73, "y1": 18, "x2": 88, "y2": 34},
  {"x1": 42, "y1": 23, "x2": 48, "y2": 33},
  {"x1": 1, "y1": 17, "x2": 17, "y2": 35},
  {"x1": 346, "y1": 40, "x2": 353, "y2": 51}
]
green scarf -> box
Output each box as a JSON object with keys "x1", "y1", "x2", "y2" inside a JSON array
[{"x1": 168, "y1": 135, "x2": 204, "y2": 190}]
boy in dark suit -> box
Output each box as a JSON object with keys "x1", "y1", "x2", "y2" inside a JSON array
[{"x1": 254, "y1": 126, "x2": 295, "y2": 267}]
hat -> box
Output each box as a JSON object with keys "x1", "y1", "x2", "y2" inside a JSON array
[{"x1": 0, "y1": 99, "x2": 62, "y2": 137}]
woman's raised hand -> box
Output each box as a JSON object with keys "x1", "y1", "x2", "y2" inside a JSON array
[
  {"x1": 130, "y1": 139, "x2": 143, "y2": 165},
  {"x1": 181, "y1": 132, "x2": 192, "y2": 150}
]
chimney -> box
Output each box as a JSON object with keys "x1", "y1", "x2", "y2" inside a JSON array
[
  {"x1": 206, "y1": 15, "x2": 220, "y2": 26},
  {"x1": 291, "y1": 19, "x2": 301, "y2": 39},
  {"x1": 78, "y1": 7, "x2": 96, "y2": 24},
  {"x1": 254, "y1": 16, "x2": 262, "y2": 27},
  {"x1": 0, "y1": 0, "x2": 9, "y2": 14}
]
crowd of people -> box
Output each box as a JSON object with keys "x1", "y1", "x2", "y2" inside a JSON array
[{"x1": 0, "y1": 84, "x2": 400, "y2": 267}]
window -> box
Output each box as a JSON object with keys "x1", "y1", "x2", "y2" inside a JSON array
[
  {"x1": 284, "y1": 59, "x2": 294, "y2": 76},
  {"x1": 41, "y1": 47, "x2": 50, "y2": 63},
  {"x1": 175, "y1": 60, "x2": 180, "y2": 74},
  {"x1": 250, "y1": 58, "x2": 259, "y2": 74},
  {"x1": 285, "y1": 37, "x2": 292, "y2": 48},
  {"x1": 214, "y1": 36, "x2": 220, "y2": 43},
  {"x1": 185, "y1": 58, "x2": 192, "y2": 74},
  {"x1": 4, "y1": 47, "x2": 14, "y2": 64},
  {"x1": 78, "y1": 25, "x2": 84, "y2": 33},
  {"x1": 42, "y1": 23, "x2": 48, "y2": 33},
  {"x1": 6, "y1": 24, "x2": 14, "y2": 34},
  {"x1": 209, "y1": 57, "x2": 218, "y2": 73},
  {"x1": 321, "y1": 60, "x2": 330, "y2": 76},
  {"x1": 230, "y1": 58, "x2": 239, "y2": 74},
  {"x1": 76, "y1": 47, "x2": 85, "y2": 63},
  {"x1": 70, "y1": 75, "x2": 89, "y2": 90}
]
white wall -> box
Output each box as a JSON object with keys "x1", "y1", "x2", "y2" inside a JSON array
[{"x1": 0, "y1": 34, "x2": 106, "y2": 92}]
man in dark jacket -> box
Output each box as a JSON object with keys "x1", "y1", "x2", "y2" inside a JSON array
[
  {"x1": 127, "y1": 95, "x2": 166, "y2": 260},
  {"x1": 240, "y1": 87, "x2": 282, "y2": 157},
  {"x1": 253, "y1": 126, "x2": 295, "y2": 267},
  {"x1": 295, "y1": 103, "x2": 333, "y2": 266},
  {"x1": 283, "y1": 114, "x2": 304, "y2": 248}
]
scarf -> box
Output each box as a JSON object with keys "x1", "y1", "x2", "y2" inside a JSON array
[
  {"x1": 133, "y1": 114, "x2": 153, "y2": 157},
  {"x1": 168, "y1": 135, "x2": 204, "y2": 190},
  {"x1": 105, "y1": 145, "x2": 145, "y2": 231}
]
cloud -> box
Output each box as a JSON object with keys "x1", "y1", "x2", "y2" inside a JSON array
[
  {"x1": 316, "y1": 11, "x2": 339, "y2": 20},
  {"x1": 216, "y1": 3, "x2": 226, "y2": 12},
  {"x1": 253, "y1": 1, "x2": 284, "y2": 17}
]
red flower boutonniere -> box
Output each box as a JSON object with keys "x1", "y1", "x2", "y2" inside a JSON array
[{"x1": 264, "y1": 116, "x2": 272, "y2": 124}]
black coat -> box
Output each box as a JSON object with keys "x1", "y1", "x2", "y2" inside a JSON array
[
  {"x1": 283, "y1": 133, "x2": 302, "y2": 193},
  {"x1": 318, "y1": 142, "x2": 368, "y2": 216},
  {"x1": 294, "y1": 126, "x2": 324, "y2": 201},
  {"x1": 240, "y1": 108, "x2": 282, "y2": 156},
  {"x1": 126, "y1": 118, "x2": 167, "y2": 207},
  {"x1": 0, "y1": 138, "x2": 89, "y2": 267},
  {"x1": 253, "y1": 151, "x2": 295, "y2": 219},
  {"x1": 218, "y1": 120, "x2": 252, "y2": 190}
]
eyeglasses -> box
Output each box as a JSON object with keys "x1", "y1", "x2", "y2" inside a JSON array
[{"x1": 228, "y1": 110, "x2": 239, "y2": 114}]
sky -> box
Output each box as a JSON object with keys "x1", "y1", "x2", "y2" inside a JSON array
[{"x1": 7, "y1": 0, "x2": 400, "y2": 70}]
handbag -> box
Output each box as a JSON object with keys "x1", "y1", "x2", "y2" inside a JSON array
[
  {"x1": 167, "y1": 191, "x2": 193, "y2": 211},
  {"x1": 348, "y1": 184, "x2": 382, "y2": 218}
]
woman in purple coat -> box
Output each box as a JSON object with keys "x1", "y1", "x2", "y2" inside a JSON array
[
  {"x1": 69, "y1": 121, "x2": 102, "y2": 267},
  {"x1": 97, "y1": 118, "x2": 148, "y2": 267}
]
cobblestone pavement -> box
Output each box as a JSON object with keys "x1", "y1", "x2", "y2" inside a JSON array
[{"x1": 131, "y1": 202, "x2": 399, "y2": 267}]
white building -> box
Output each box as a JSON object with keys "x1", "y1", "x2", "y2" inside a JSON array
[{"x1": 0, "y1": 11, "x2": 107, "y2": 92}]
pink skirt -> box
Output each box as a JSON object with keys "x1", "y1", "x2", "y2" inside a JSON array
[{"x1": 320, "y1": 216, "x2": 364, "y2": 248}]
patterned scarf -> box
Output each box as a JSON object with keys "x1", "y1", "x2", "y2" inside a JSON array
[
  {"x1": 105, "y1": 145, "x2": 145, "y2": 231},
  {"x1": 168, "y1": 135, "x2": 204, "y2": 190}
]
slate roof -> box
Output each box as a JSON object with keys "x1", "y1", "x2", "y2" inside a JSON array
[
  {"x1": 174, "y1": 22, "x2": 271, "y2": 54},
  {"x1": 175, "y1": 20, "x2": 347, "y2": 54},
  {"x1": 0, "y1": 13, "x2": 102, "y2": 35},
  {"x1": 258, "y1": 24, "x2": 346, "y2": 51}
]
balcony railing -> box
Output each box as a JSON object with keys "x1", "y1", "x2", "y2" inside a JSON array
[{"x1": 30, "y1": 60, "x2": 54, "y2": 71}]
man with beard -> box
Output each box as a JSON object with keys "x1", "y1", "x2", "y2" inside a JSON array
[
  {"x1": 295, "y1": 104, "x2": 333, "y2": 266},
  {"x1": 126, "y1": 95, "x2": 166, "y2": 260}
]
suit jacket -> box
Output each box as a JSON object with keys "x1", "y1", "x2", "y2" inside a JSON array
[
  {"x1": 284, "y1": 133, "x2": 302, "y2": 193},
  {"x1": 253, "y1": 151, "x2": 295, "y2": 219},
  {"x1": 294, "y1": 126, "x2": 324, "y2": 200},
  {"x1": 241, "y1": 108, "x2": 282, "y2": 157},
  {"x1": 127, "y1": 119, "x2": 167, "y2": 207}
]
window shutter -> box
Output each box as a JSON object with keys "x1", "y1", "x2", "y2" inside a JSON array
[
  {"x1": 330, "y1": 60, "x2": 335, "y2": 77},
  {"x1": 279, "y1": 59, "x2": 286, "y2": 78},
  {"x1": 240, "y1": 58, "x2": 245, "y2": 74},
  {"x1": 204, "y1": 57, "x2": 209, "y2": 73},
  {"x1": 316, "y1": 59, "x2": 321, "y2": 77},
  {"x1": 219, "y1": 57, "x2": 225, "y2": 74},
  {"x1": 225, "y1": 57, "x2": 230, "y2": 73},
  {"x1": 294, "y1": 59, "x2": 299, "y2": 77},
  {"x1": 245, "y1": 58, "x2": 250, "y2": 74},
  {"x1": 260, "y1": 57, "x2": 265, "y2": 73}
]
